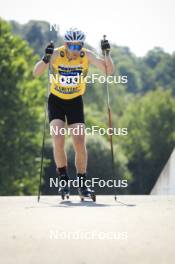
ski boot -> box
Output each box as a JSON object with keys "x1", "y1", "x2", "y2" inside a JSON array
[
  {"x1": 57, "y1": 167, "x2": 70, "y2": 200},
  {"x1": 77, "y1": 174, "x2": 96, "y2": 202}
]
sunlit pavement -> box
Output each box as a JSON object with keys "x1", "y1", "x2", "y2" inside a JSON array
[{"x1": 0, "y1": 195, "x2": 175, "y2": 264}]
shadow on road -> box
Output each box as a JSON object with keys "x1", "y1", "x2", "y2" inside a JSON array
[
  {"x1": 115, "y1": 200, "x2": 136, "y2": 207},
  {"x1": 25, "y1": 199, "x2": 136, "y2": 209}
]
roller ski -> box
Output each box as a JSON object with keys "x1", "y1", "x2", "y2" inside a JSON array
[
  {"x1": 59, "y1": 184, "x2": 70, "y2": 200},
  {"x1": 78, "y1": 186, "x2": 96, "y2": 202},
  {"x1": 77, "y1": 174, "x2": 96, "y2": 202}
]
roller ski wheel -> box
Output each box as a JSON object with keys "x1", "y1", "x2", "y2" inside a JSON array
[
  {"x1": 61, "y1": 192, "x2": 70, "y2": 200},
  {"x1": 91, "y1": 193, "x2": 96, "y2": 202}
]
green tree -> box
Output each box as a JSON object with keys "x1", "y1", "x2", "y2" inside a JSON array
[
  {"x1": 0, "y1": 18, "x2": 45, "y2": 195},
  {"x1": 10, "y1": 20, "x2": 63, "y2": 56},
  {"x1": 119, "y1": 88, "x2": 175, "y2": 193},
  {"x1": 141, "y1": 48, "x2": 175, "y2": 93}
]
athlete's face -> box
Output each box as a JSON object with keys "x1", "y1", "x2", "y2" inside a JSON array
[{"x1": 65, "y1": 42, "x2": 83, "y2": 59}]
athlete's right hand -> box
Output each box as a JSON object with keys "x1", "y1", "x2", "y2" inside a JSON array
[
  {"x1": 45, "y1": 41, "x2": 54, "y2": 55},
  {"x1": 42, "y1": 41, "x2": 54, "y2": 64}
]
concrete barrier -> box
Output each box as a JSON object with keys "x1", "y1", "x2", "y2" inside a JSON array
[{"x1": 151, "y1": 149, "x2": 175, "y2": 194}]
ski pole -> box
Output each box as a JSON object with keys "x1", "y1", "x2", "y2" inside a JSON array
[
  {"x1": 37, "y1": 41, "x2": 53, "y2": 202},
  {"x1": 103, "y1": 35, "x2": 117, "y2": 201},
  {"x1": 37, "y1": 66, "x2": 50, "y2": 202}
]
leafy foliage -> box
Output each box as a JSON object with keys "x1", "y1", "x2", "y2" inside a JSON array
[
  {"x1": 0, "y1": 18, "x2": 45, "y2": 194},
  {"x1": 119, "y1": 89, "x2": 175, "y2": 193},
  {"x1": 10, "y1": 20, "x2": 63, "y2": 56}
]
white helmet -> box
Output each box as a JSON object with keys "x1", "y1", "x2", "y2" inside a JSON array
[{"x1": 64, "y1": 28, "x2": 86, "y2": 42}]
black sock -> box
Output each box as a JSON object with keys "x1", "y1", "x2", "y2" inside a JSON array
[
  {"x1": 57, "y1": 166, "x2": 67, "y2": 175},
  {"x1": 77, "y1": 173, "x2": 86, "y2": 178},
  {"x1": 56, "y1": 166, "x2": 69, "y2": 181},
  {"x1": 77, "y1": 173, "x2": 86, "y2": 187}
]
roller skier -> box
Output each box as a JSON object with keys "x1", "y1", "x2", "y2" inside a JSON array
[{"x1": 34, "y1": 28, "x2": 114, "y2": 201}]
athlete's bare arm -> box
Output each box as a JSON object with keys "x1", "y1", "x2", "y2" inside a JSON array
[
  {"x1": 86, "y1": 50, "x2": 114, "y2": 75},
  {"x1": 33, "y1": 50, "x2": 58, "y2": 77}
]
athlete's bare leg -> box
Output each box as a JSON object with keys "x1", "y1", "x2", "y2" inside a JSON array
[
  {"x1": 50, "y1": 119, "x2": 67, "y2": 168},
  {"x1": 69, "y1": 123, "x2": 87, "y2": 174}
]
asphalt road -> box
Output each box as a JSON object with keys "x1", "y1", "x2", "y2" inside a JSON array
[{"x1": 0, "y1": 195, "x2": 175, "y2": 264}]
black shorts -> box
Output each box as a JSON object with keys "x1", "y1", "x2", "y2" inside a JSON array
[{"x1": 48, "y1": 93, "x2": 85, "y2": 125}]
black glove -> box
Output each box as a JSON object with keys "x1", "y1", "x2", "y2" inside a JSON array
[
  {"x1": 42, "y1": 41, "x2": 54, "y2": 64},
  {"x1": 101, "y1": 37, "x2": 110, "y2": 56}
]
